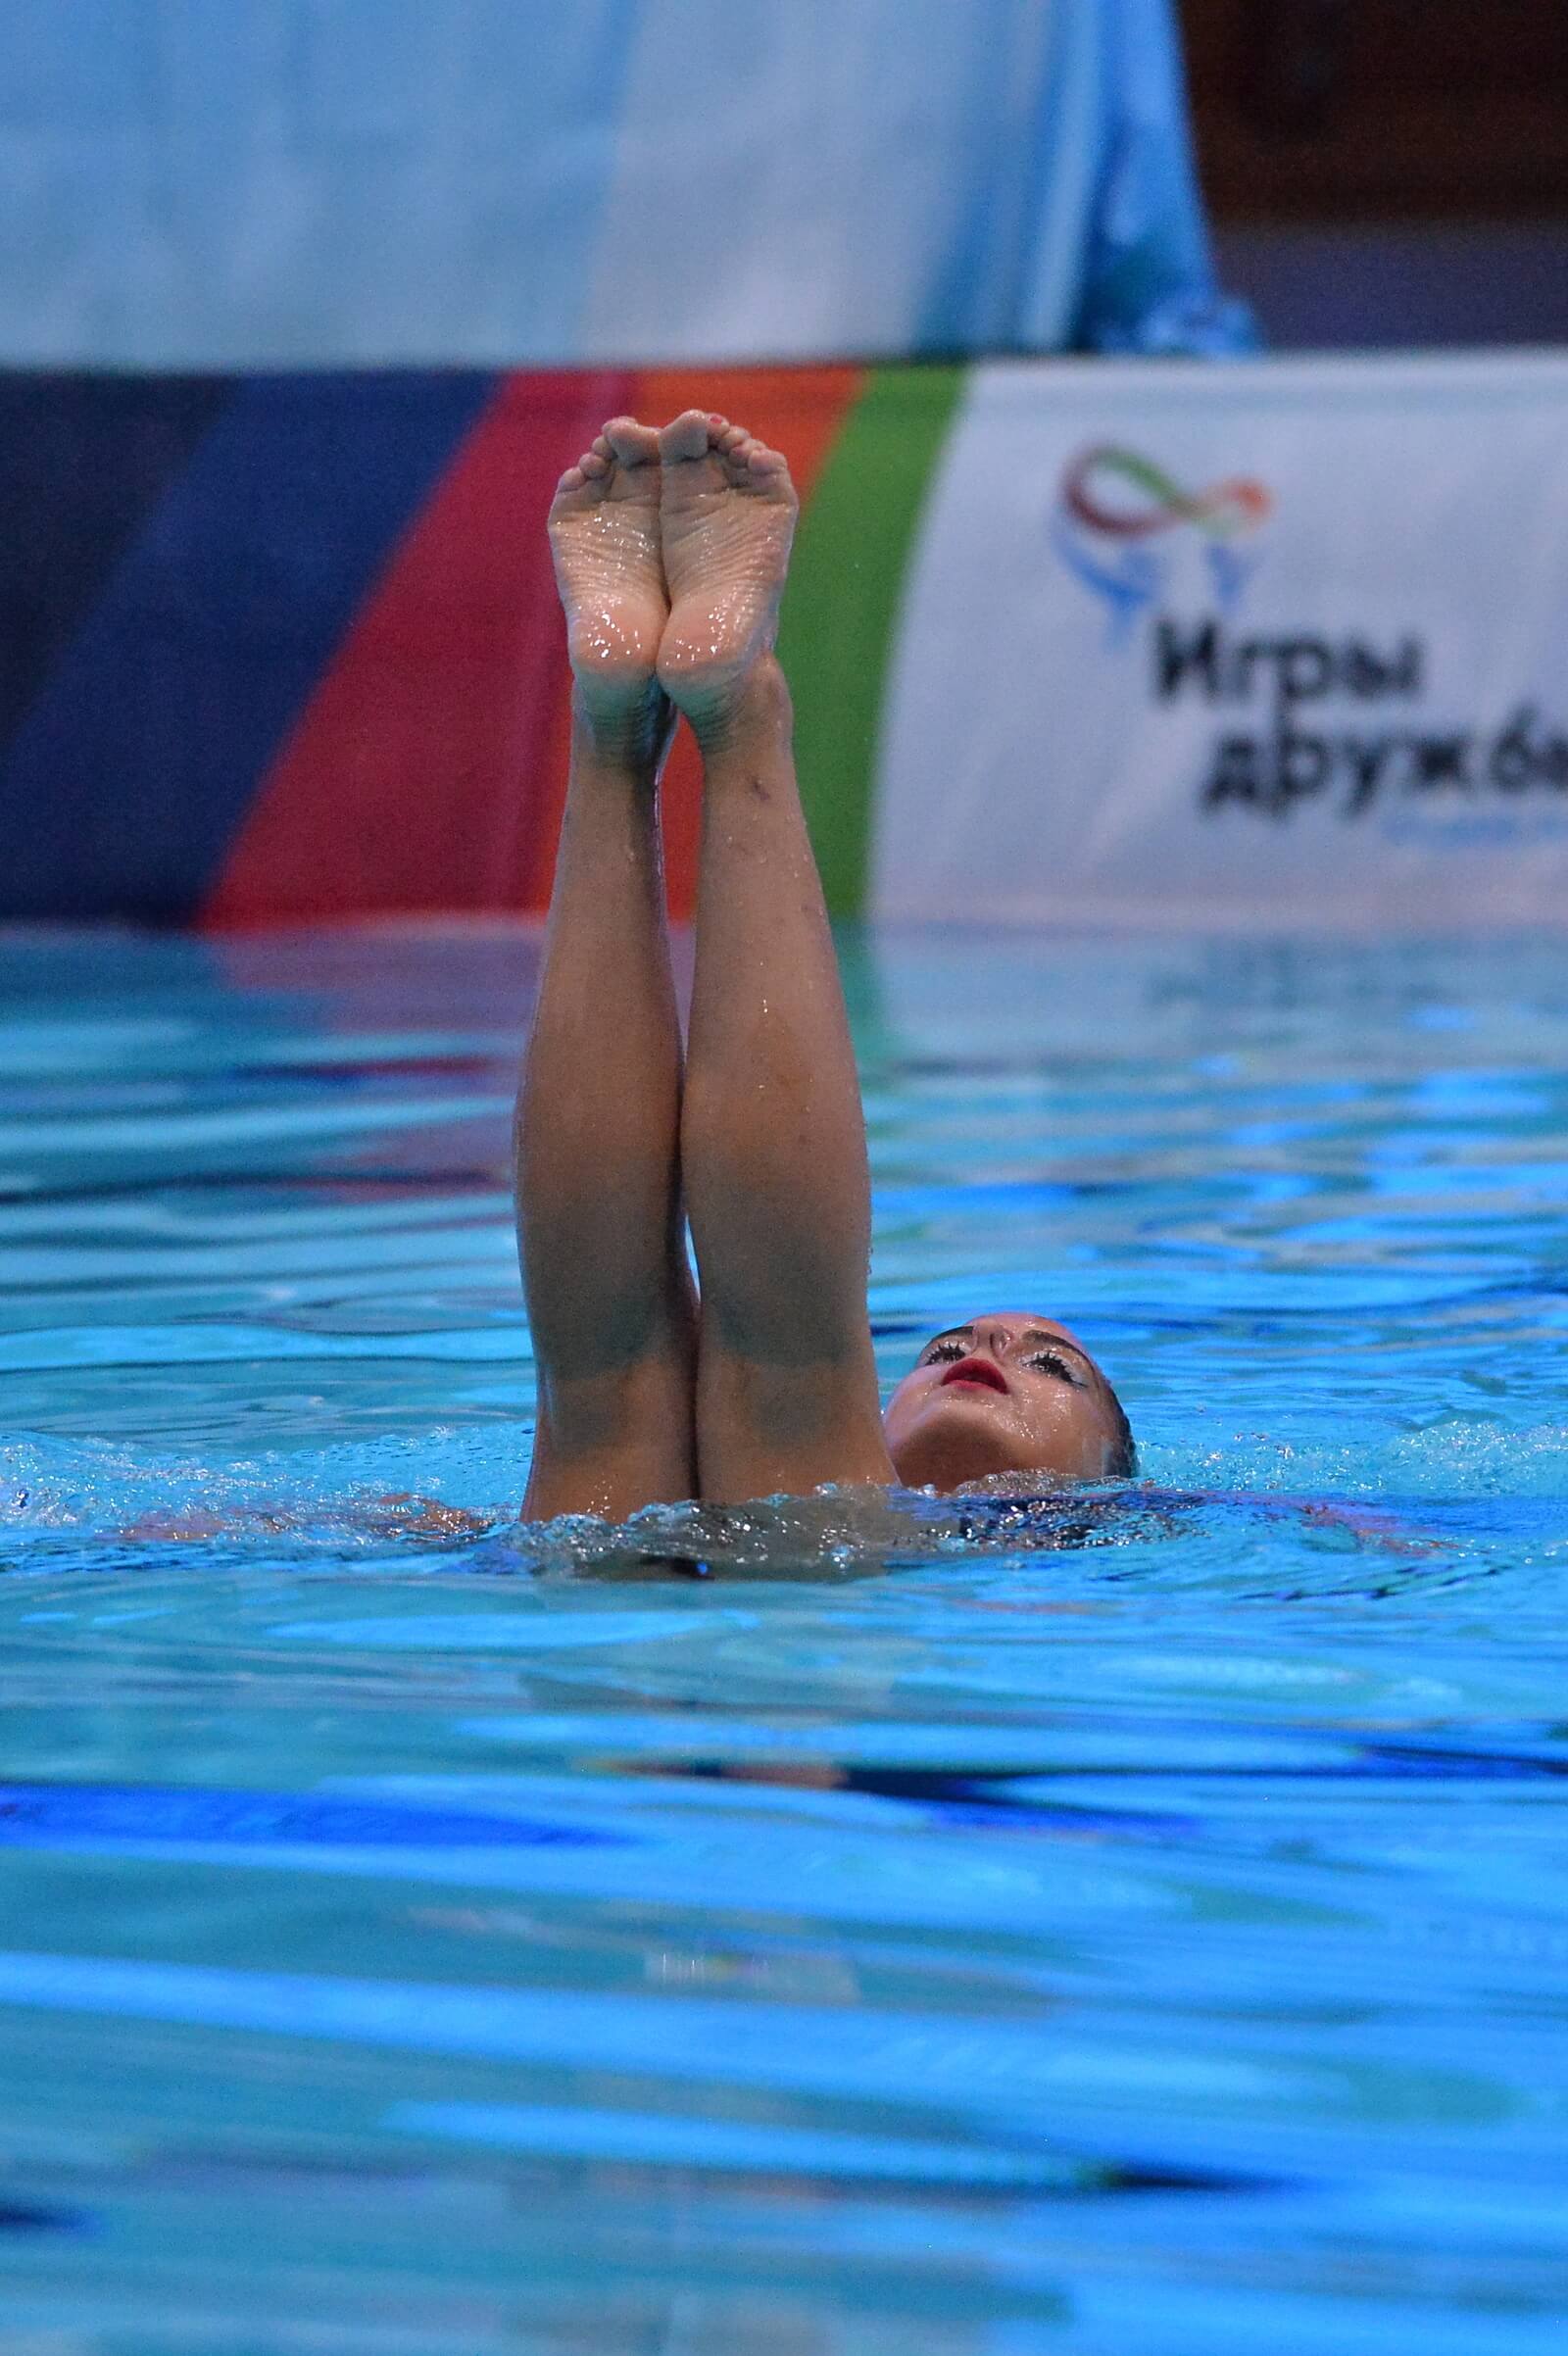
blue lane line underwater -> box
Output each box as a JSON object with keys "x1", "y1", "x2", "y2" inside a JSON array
[{"x1": 0, "y1": 1784, "x2": 629, "y2": 1850}]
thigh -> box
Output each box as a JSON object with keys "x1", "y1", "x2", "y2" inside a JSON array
[
  {"x1": 523, "y1": 1348, "x2": 697, "y2": 1522},
  {"x1": 695, "y1": 1325, "x2": 895, "y2": 1506}
]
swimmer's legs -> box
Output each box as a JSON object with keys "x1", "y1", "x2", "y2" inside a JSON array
[
  {"x1": 515, "y1": 421, "x2": 698, "y2": 1520},
  {"x1": 659, "y1": 413, "x2": 893, "y2": 1502}
]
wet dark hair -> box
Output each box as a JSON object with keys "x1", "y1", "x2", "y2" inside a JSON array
[{"x1": 1101, "y1": 1378, "x2": 1138, "y2": 1480}]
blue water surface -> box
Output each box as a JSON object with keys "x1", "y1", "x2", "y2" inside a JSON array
[{"x1": 1, "y1": 923, "x2": 1566, "y2": 2355}]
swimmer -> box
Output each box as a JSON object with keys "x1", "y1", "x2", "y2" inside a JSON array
[{"x1": 519, "y1": 411, "x2": 1135, "y2": 1521}]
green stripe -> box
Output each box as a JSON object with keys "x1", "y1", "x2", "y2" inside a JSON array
[{"x1": 778, "y1": 367, "x2": 966, "y2": 916}]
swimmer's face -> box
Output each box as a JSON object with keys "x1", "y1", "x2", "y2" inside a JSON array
[{"x1": 882, "y1": 1312, "x2": 1124, "y2": 1492}]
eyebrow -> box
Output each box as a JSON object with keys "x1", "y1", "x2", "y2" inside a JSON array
[{"x1": 926, "y1": 1324, "x2": 1097, "y2": 1371}]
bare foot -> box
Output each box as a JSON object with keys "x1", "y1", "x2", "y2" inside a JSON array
[
  {"x1": 656, "y1": 411, "x2": 798, "y2": 731},
  {"x1": 548, "y1": 417, "x2": 668, "y2": 746}
]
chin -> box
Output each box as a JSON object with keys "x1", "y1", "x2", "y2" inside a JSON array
[{"x1": 888, "y1": 1409, "x2": 1101, "y2": 1494}]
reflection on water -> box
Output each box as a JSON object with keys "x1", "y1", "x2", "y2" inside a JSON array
[{"x1": 2, "y1": 926, "x2": 1568, "y2": 2352}]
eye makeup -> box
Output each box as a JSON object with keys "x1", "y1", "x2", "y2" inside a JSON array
[{"x1": 920, "y1": 1328, "x2": 1089, "y2": 1386}]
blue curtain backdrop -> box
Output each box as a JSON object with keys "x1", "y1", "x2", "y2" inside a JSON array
[{"x1": 0, "y1": 0, "x2": 1250, "y2": 366}]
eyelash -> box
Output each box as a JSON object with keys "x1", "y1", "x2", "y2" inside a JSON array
[{"x1": 923, "y1": 1339, "x2": 1077, "y2": 1382}]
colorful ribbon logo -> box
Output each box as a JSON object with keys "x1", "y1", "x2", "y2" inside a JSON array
[
  {"x1": 1054, "y1": 445, "x2": 1272, "y2": 638},
  {"x1": 1063, "y1": 446, "x2": 1272, "y2": 544}
]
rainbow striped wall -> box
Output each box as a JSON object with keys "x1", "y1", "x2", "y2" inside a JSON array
[
  {"x1": 12, "y1": 355, "x2": 1568, "y2": 935},
  {"x1": 0, "y1": 367, "x2": 958, "y2": 928}
]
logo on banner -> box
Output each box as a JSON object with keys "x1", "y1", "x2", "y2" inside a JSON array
[
  {"x1": 1050, "y1": 441, "x2": 1568, "y2": 826},
  {"x1": 1052, "y1": 445, "x2": 1271, "y2": 637}
]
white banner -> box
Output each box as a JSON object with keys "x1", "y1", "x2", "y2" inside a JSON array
[{"x1": 876, "y1": 353, "x2": 1568, "y2": 928}]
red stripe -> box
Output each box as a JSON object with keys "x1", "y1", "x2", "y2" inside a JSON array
[{"x1": 202, "y1": 369, "x2": 636, "y2": 927}]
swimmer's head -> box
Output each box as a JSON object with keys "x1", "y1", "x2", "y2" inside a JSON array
[{"x1": 882, "y1": 1312, "x2": 1135, "y2": 1493}]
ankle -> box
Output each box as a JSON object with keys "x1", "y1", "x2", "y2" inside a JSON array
[
  {"x1": 684, "y1": 656, "x2": 793, "y2": 759},
  {"x1": 571, "y1": 679, "x2": 674, "y2": 778}
]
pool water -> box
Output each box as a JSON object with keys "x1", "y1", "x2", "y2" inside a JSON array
[{"x1": 2, "y1": 923, "x2": 1567, "y2": 2354}]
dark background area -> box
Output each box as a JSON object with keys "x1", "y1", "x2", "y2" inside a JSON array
[{"x1": 1180, "y1": 0, "x2": 1568, "y2": 345}]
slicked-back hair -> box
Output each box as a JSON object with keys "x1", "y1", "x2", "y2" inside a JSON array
[{"x1": 1102, "y1": 1379, "x2": 1138, "y2": 1480}]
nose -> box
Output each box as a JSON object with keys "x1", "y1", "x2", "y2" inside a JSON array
[{"x1": 971, "y1": 1320, "x2": 1012, "y2": 1361}]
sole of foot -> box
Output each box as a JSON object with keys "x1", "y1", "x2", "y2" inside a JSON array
[
  {"x1": 548, "y1": 417, "x2": 669, "y2": 739},
  {"x1": 656, "y1": 410, "x2": 798, "y2": 731}
]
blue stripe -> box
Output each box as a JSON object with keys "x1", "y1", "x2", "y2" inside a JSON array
[
  {"x1": 0, "y1": 1782, "x2": 626, "y2": 1851},
  {"x1": 0, "y1": 371, "x2": 495, "y2": 920},
  {"x1": 0, "y1": 372, "x2": 230, "y2": 752}
]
